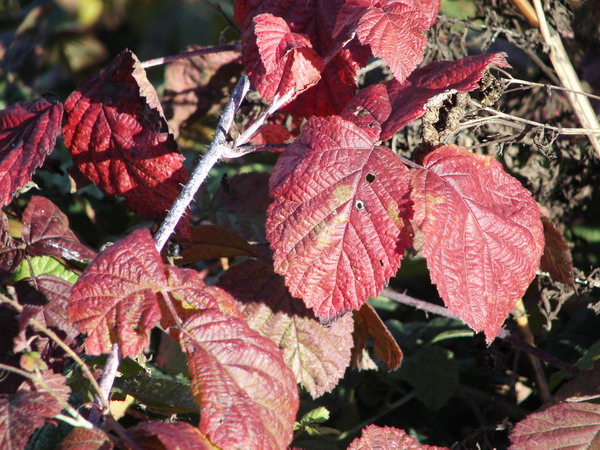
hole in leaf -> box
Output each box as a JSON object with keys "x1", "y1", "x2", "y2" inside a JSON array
[
  {"x1": 355, "y1": 200, "x2": 365, "y2": 211},
  {"x1": 379, "y1": 260, "x2": 384, "y2": 266},
  {"x1": 366, "y1": 173, "x2": 375, "y2": 183}
]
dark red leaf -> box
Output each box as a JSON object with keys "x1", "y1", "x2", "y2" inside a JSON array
[
  {"x1": 162, "y1": 46, "x2": 242, "y2": 137},
  {"x1": 177, "y1": 225, "x2": 259, "y2": 264},
  {"x1": 341, "y1": 1, "x2": 429, "y2": 84},
  {"x1": 58, "y1": 427, "x2": 114, "y2": 450},
  {"x1": 69, "y1": 229, "x2": 166, "y2": 357},
  {"x1": 267, "y1": 116, "x2": 413, "y2": 323},
  {"x1": 348, "y1": 424, "x2": 448, "y2": 449},
  {"x1": 238, "y1": 0, "x2": 371, "y2": 117},
  {"x1": 245, "y1": 13, "x2": 325, "y2": 104},
  {"x1": 62, "y1": 50, "x2": 189, "y2": 222},
  {"x1": 343, "y1": 53, "x2": 510, "y2": 141},
  {"x1": 180, "y1": 310, "x2": 299, "y2": 449},
  {"x1": 0, "y1": 98, "x2": 63, "y2": 207},
  {"x1": 351, "y1": 302, "x2": 403, "y2": 370},
  {"x1": 128, "y1": 421, "x2": 215, "y2": 449},
  {"x1": 0, "y1": 210, "x2": 24, "y2": 279},
  {"x1": 0, "y1": 390, "x2": 62, "y2": 449},
  {"x1": 22, "y1": 196, "x2": 97, "y2": 262},
  {"x1": 509, "y1": 402, "x2": 600, "y2": 450},
  {"x1": 411, "y1": 146, "x2": 544, "y2": 343},
  {"x1": 540, "y1": 215, "x2": 575, "y2": 288},
  {"x1": 18, "y1": 372, "x2": 71, "y2": 406},
  {"x1": 218, "y1": 259, "x2": 354, "y2": 398}
]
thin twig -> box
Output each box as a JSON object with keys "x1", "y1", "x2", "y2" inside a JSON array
[
  {"x1": 89, "y1": 344, "x2": 121, "y2": 425},
  {"x1": 505, "y1": 77, "x2": 600, "y2": 103},
  {"x1": 140, "y1": 43, "x2": 241, "y2": 69},
  {"x1": 222, "y1": 142, "x2": 288, "y2": 158},
  {"x1": 154, "y1": 73, "x2": 251, "y2": 252}
]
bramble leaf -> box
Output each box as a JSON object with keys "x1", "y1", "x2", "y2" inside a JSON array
[
  {"x1": 343, "y1": 53, "x2": 510, "y2": 140},
  {"x1": 22, "y1": 196, "x2": 97, "y2": 263},
  {"x1": 180, "y1": 310, "x2": 299, "y2": 449},
  {"x1": 0, "y1": 98, "x2": 63, "y2": 207},
  {"x1": 218, "y1": 259, "x2": 354, "y2": 398},
  {"x1": 62, "y1": 50, "x2": 189, "y2": 222},
  {"x1": 177, "y1": 225, "x2": 259, "y2": 264},
  {"x1": 348, "y1": 424, "x2": 448, "y2": 449},
  {"x1": 0, "y1": 210, "x2": 24, "y2": 279},
  {"x1": 267, "y1": 116, "x2": 413, "y2": 323},
  {"x1": 246, "y1": 13, "x2": 324, "y2": 104},
  {"x1": 411, "y1": 145, "x2": 544, "y2": 343},
  {"x1": 128, "y1": 422, "x2": 216, "y2": 449},
  {"x1": 69, "y1": 229, "x2": 165, "y2": 357},
  {"x1": 58, "y1": 427, "x2": 114, "y2": 449},
  {"x1": 509, "y1": 402, "x2": 600, "y2": 450},
  {"x1": 540, "y1": 215, "x2": 575, "y2": 288}
]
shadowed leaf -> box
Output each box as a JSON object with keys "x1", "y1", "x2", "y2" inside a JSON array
[
  {"x1": 177, "y1": 225, "x2": 259, "y2": 264},
  {"x1": 128, "y1": 422, "x2": 216, "y2": 449},
  {"x1": 58, "y1": 427, "x2": 114, "y2": 450},
  {"x1": 0, "y1": 98, "x2": 63, "y2": 207},
  {"x1": 218, "y1": 259, "x2": 354, "y2": 398},
  {"x1": 348, "y1": 424, "x2": 448, "y2": 449},
  {"x1": 69, "y1": 229, "x2": 165, "y2": 357},
  {"x1": 267, "y1": 116, "x2": 413, "y2": 323},
  {"x1": 0, "y1": 210, "x2": 24, "y2": 279},
  {"x1": 411, "y1": 145, "x2": 544, "y2": 343},
  {"x1": 180, "y1": 310, "x2": 299, "y2": 449},
  {"x1": 540, "y1": 215, "x2": 575, "y2": 288}
]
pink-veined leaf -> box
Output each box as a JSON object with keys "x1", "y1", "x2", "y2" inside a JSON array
[
  {"x1": 0, "y1": 390, "x2": 63, "y2": 449},
  {"x1": 338, "y1": 0, "x2": 429, "y2": 84},
  {"x1": 411, "y1": 145, "x2": 544, "y2": 343},
  {"x1": 404, "y1": 0, "x2": 441, "y2": 27},
  {"x1": 342, "y1": 53, "x2": 510, "y2": 141},
  {"x1": 22, "y1": 196, "x2": 97, "y2": 263},
  {"x1": 128, "y1": 421, "x2": 216, "y2": 449},
  {"x1": 58, "y1": 427, "x2": 114, "y2": 450},
  {"x1": 0, "y1": 98, "x2": 63, "y2": 207},
  {"x1": 180, "y1": 310, "x2": 299, "y2": 449},
  {"x1": 62, "y1": 50, "x2": 189, "y2": 222},
  {"x1": 245, "y1": 13, "x2": 324, "y2": 104},
  {"x1": 267, "y1": 115, "x2": 413, "y2": 323},
  {"x1": 348, "y1": 424, "x2": 448, "y2": 449},
  {"x1": 218, "y1": 259, "x2": 354, "y2": 398},
  {"x1": 69, "y1": 229, "x2": 166, "y2": 357},
  {"x1": 509, "y1": 402, "x2": 600, "y2": 450},
  {"x1": 351, "y1": 302, "x2": 403, "y2": 370},
  {"x1": 237, "y1": 0, "x2": 371, "y2": 117}
]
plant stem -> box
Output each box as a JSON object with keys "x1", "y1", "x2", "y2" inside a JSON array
[
  {"x1": 89, "y1": 343, "x2": 121, "y2": 425},
  {"x1": 140, "y1": 43, "x2": 241, "y2": 69},
  {"x1": 153, "y1": 73, "x2": 251, "y2": 252}
]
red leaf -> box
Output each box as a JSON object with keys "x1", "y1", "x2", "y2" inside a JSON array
[
  {"x1": 246, "y1": 13, "x2": 325, "y2": 104},
  {"x1": 343, "y1": 53, "x2": 510, "y2": 141},
  {"x1": 218, "y1": 259, "x2": 355, "y2": 398},
  {"x1": 540, "y1": 215, "x2": 575, "y2": 288},
  {"x1": 22, "y1": 196, "x2": 97, "y2": 262},
  {"x1": 58, "y1": 427, "x2": 114, "y2": 450},
  {"x1": 0, "y1": 98, "x2": 63, "y2": 207},
  {"x1": 351, "y1": 302, "x2": 403, "y2": 370},
  {"x1": 238, "y1": 0, "x2": 371, "y2": 117},
  {"x1": 180, "y1": 310, "x2": 299, "y2": 449},
  {"x1": 404, "y1": 0, "x2": 441, "y2": 27},
  {"x1": 349, "y1": 1, "x2": 429, "y2": 84},
  {"x1": 267, "y1": 116, "x2": 413, "y2": 323},
  {"x1": 348, "y1": 424, "x2": 448, "y2": 449},
  {"x1": 162, "y1": 46, "x2": 242, "y2": 137},
  {"x1": 0, "y1": 390, "x2": 62, "y2": 449},
  {"x1": 62, "y1": 50, "x2": 189, "y2": 222},
  {"x1": 128, "y1": 421, "x2": 215, "y2": 449},
  {"x1": 69, "y1": 229, "x2": 165, "y2": 357},
  {"x1": 509, "y1": 402, "x2": 600, "y2": 450},
  {"x1": 411, "y1": 146, "x2": 544, "y2": 343}
]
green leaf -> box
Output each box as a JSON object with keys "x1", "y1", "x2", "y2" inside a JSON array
[{"x1": 13, "y1": 256, "x2": 79, "y2": 284}]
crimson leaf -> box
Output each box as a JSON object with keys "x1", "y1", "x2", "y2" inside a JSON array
[
  {"x1": 22, "y1": 196, "x2": 97, "y2": 263},
  {"x1": 411, "y1": 145, "x2": 544, "y2": 343},
  {"x1": 69, "y1": 228, "x2": 165, "y2": 357},
  {"x1": 342, "y1": 53, "x2": 510, "y2": 141},
  {"x1": 218, "y1": 259, "x2": 354, "y2": 398},
  {"x1": 246, "y1": 13, "x2": 325, "y2": 104},
  {"x1": 180, "y1": 310, "x2": 299, "y2": 449},
  {"x1": 62, "y1": 50, "x2": 189, "y2": 222},
  {"x1": 128, "y1": 421, "x2": 215, "y2": 449},
  {"x1": 348, "y1": 424, "x2": 448, "y2": 449},
  {"x1": 509, "y1": 402, "x2": 600, "y2": 449},
  {"x1": 267, "y1": 115, "x2": 412, "y2": 323},
  {"x1": 0, "y1": 98, "x2": 63, "y2": 207}
]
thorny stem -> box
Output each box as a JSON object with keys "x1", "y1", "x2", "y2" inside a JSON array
[
  {"x1": 89, "y1": 343, "x2": 121, "y2": 425},
  {"x1": 140, "y1": 43, "x2": 241, "y2": 69},
  {"x1": 154, "y1": 73, "x2": 251, "y2": 252},
  {"x1": 380, "y1": 289, "x2": 580, "y2": 376}
]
